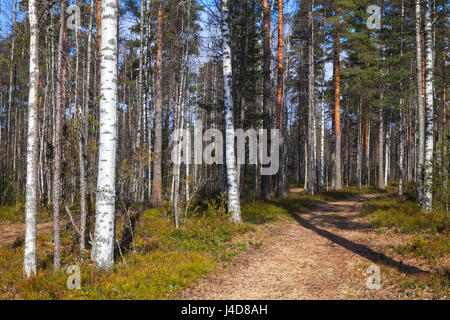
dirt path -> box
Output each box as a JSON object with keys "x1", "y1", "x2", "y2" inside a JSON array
[
  {"x1": 0, "y1": 221, "x2": 53, "y2": 246},
  {"x1": 179, "y1": 193, "x2": 430, "y2": 299}
]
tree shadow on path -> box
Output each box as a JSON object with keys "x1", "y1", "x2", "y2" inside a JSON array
[{"x1": 291, "y1": 212, "x2": 428, "y2": 275}]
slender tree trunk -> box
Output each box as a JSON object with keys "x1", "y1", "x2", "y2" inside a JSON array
[
  {"x1": 222, "y1": 0, "x2": 242, "y2": 222},
  {"x1": 378, "y1": 95, "x2": 384, "y2": 189},
  {"x1": 442, "y1": 43, "x2": 447, "y2": 212},
  {"x1": 150, "y1": 0, "x2": 163, "y2": 206},
  {"x1": 398, "y1": 0, "x2": 405, "y2": 196},
  {"x1": 415, "y1": 0, "x2": 425, "y2": 200},
  {"x1": 91, "y1": 0, "x2": 119, "y2": 271},
  {"x1": 145, "y1": 0, "x2": 153, "y2": 202},
  {"x1": 319, "y1": 80, "x2": 325, "y2": 193},
  {"x1": 357, "y1": 94, "x2": 362, "y2": 190},
  {"x1": 377, "y1": 1, "x2": 385, "y2": 189},
  {"x1": 6, "y1": 0, "x2": 17, "y2": 162},
  {"x1": 275, "y1": 0, "x2": 285, "y2": 198},
  {"x1": 53, "y1": 1, "x2": 67, "y2": 270},
  {"x1": 261, "y1": 0, "x2": 271, "y2": 200},
  {"x1": 80, "y1": 0, "x2": 94, "y2": 253},
  {"x1": 307, "y1": 0, "x2": 315, "y2": 195},
  {"x1": 422, "y1": 0, "x2": 434, "y2": 210},
  {"x1": 24, "y1": 0, "x2": 39, "y2": 278},
  {"x1": 333, "y1": 8, "x2": 342, "y2": 190},
  {"x1": 384, "y1": 117, "x2": 390, "y2": 187}
]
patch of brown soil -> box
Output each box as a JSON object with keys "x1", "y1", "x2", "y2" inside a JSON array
[{"x1": 0, "y1": 221, "x2": 53, "y2": 247}]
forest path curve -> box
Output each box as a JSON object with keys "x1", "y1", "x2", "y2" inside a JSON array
[{"x1": 178, "y1": 192, "x2": 427, "y2": 299}]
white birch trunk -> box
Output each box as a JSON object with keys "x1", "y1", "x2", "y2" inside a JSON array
[
  {"x1": 24, "y1": 0, "x2": 39, "y2": 278},
  {"x1": 384, "y1": 123, "x2": 390, "y2": 187},
  {"x1": 91, "y1": 0, "x2": 118, "y2": 270},
  {"x1": 422, "y1": 0, "x2": 434, "y2": 210},
  {"x1": 222, "y1": 0, "x2": 241, "y2": 223}
]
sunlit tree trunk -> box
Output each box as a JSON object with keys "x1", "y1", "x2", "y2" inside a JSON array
[
  {"x1": 260, "y1": 0, "x2": 271, "y2": 200},
  {"x1": 307, "y1": 0, "x2": 315, "y2": 195},
  {"x1": 150, "y1": 0, "x2": 163, "y2": 206},
  {"x1": 91, "y1": 0, "x2": 119, "y2": 270},
  {"x1": 415, "y1": 0, "x2": 425, "y2": 200},
  {"x1": 275, "y1": 0, "x2": 286, "y2": 198},
  {"x1": 6, "y1": 0, "x2": 17, "y2": 159},
  {"x1": 24, "y1": 0, "x2": 39, "y2": 278},
  {"x1": 422, "y1": 0, "x2": 434, "y2": 210},
  {"x1": 222, "y1": 0, "x2": 241, "y2": 222},
  {"x1": 145, "y1": 0, "x2": 153, "y2": 202},
  {"x1": 366, "y1": 116, "x2": 370, "y2": 186},
  {"x1": 53, "y1": 0, "x2": 67, "y2": 270},
  {"x1": 398, "y1": 1, "x2": 405, "y2": 196},
  {"x1": 333, "y1": 5, "x2": 342, "y2": 190},
  {"x1": 80, "y1": 0, "x2": 94, "y2": 253},
  {"x1": 442, "y1": 43, "x2": 447, "y2": 212},
  {"x1": 357, "y1": 95, "x2": 362, "y2": 190}
]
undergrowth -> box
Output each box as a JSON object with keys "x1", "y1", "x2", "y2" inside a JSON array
[{"x1": 361, "y1": 193, "x2": 449, "y2": 233}]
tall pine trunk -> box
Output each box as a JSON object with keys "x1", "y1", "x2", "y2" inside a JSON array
[
  {"x1": 260, "y1": 0, "x2": 271, "y2": 200},
  {"x1": 333, "y1": 8, "x2": 342, "y2": 190},
  {"x1": 275, "y1": 0, "x2": 286, "y2": 198},
  {"x1": 398, "y1": 1, "x2": 405, "y2": 196},
  {"x1": 307, "y1": 0, "x2": 315, "y2": 195}
]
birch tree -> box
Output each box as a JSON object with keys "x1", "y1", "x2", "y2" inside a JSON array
[
  {"x1": 24, "y1": 0, "x2": 39, "y2": 278},
  {"x1": 222, "y1": 0, "x2": 241, "y2": 223},
  {"x1": 422, "y1": 0, "x2": 434, "y2": 210},
  {"x1": 91, "y1": 0, "x2": 119, "y2": 270}
]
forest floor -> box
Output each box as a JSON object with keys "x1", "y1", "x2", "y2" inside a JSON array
[
  {"x1": 179, "y1": 192, "x2": 449, "y2": 299},
  {"x1": 0, "y1": 188, "x2": 448, "y2": 299}
]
